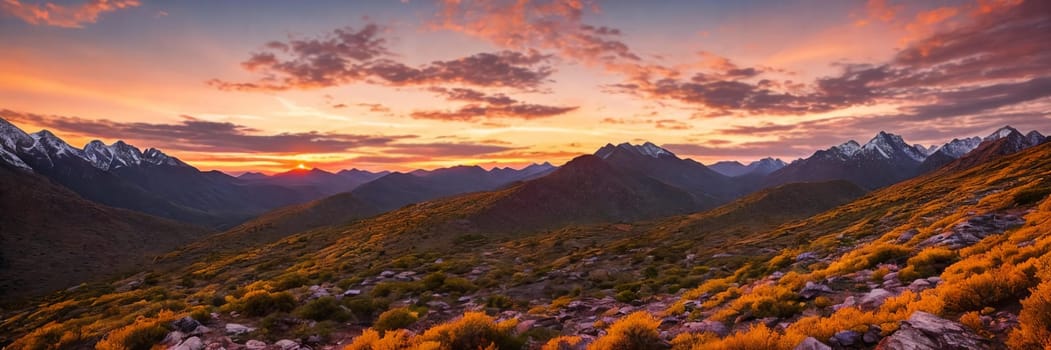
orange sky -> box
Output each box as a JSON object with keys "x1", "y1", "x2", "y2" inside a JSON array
[{"x1": 1, "y1": 0, "x2": 1048, "y2": 174}]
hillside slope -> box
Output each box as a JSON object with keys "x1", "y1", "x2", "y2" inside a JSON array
[{"x1": 0, "y1": 165, "x2": 210, "y2": 301}]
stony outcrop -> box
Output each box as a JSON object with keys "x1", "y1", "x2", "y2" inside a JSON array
[{"x1": 877, "y1": 312, "x2": 994, "y2": 350}]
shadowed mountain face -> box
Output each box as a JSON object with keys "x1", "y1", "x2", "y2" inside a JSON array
[
  {"x1": 709, "y1": 158, "x2": 788, "y2": 177},
  {"x1": 0, "y1": 119, "x2": 367, "y2": 228},
  {"x1": 468, "y1": 154, "x2": 703, "y2": 231},
  {"x1": 350, "y1": 163, "x2": 556, "y2": 212},
  {"x1": 595, "y1": 142, "x2": 739, "y2": 203},
  {"x1": 0, "y1": 165, "x2": 208, "y2": 299},
  {"x1": 238, "y1": 168, "x2": 390, "y2": 197}
]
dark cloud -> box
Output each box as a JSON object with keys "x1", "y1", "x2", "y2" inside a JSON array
[
  {"x1": 411, "y1": 104, "x2": 578, "y2": 122},
  {"x1": 613, "y1": 0, "x2": 1051, "y2": 122},
  {"x1": 210, "y1": 24, "x2": 555, "y2": 91},
  {"x1": 434, "y1": 0, "x2": 644, "y2": 72},
  {"x1": 415, "y1": 87, "x2": 578, "y2": 121},
  {"x1": 380, "y1": 142, "x2": 517, "y2": 157},
  {"x1": 0, "y1": 109, "x2": 413, "y2": 153},
  {"x1": 429, "y1": 87, "x2": 516, "y2": 105}
]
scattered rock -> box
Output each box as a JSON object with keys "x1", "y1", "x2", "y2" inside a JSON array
[
  {"x1": 172, "y1": 316, "x2": 202, "y2": 333},
  {"x1": 863, "y1": 325, "x2": 883, "y2": 344},
  {"x1": 908, "y1": 279, "x2": 932, "y2": 292},
  {"x1": 833, "y1": 296, "x2": 856, "y2": 311},
  {"x1": 859, "y1": 288, "x2": 895, "y2": 309},
  {"x1": 796, "y1": 252, "x2": 819, "y2": 261},
  {"x1": 379, "y1": 270, "x2": 396, "y2": 278},
  {"x1": 829, "y1": 330, "x2": 863, "y2": 347},
  {"x1": 920, "y1": 214, "x2": 1024, "y2": 249},
  {"x1": 795, "y1": 337, "x2": 832, "y2": 350},
  {"x1": 244, "y1": 340, "x2": 267, "y2": 350},
  {"x1": 876, "y1": 311, "x2": 993, "y2": 349},
  {"x1": 682, "y1": 320, "x2": 729, "y2": 337},
  {"x1": 163, "y1": 331, "x2": 187, "y2": 347},
  {"x1": 799, "y1": 281, "x2": 834, "y2": 299},
  {"x1": 306, "y1": 285, "x2": 330, "y2": 300},
  {"x1": 342, "y1": 289, "x2": 362, "y2": 297},
  {"x1": 896, "y1": 229, "x2": 918, "y2": 244},
  {"x1": 395, "y1": 271, "x2": 417, "y2": 281},
  {"x1": 275, "y1": 339, "x2": 306, "y2": 350},
  {"x1": 225, "y1": 323, "x2": 255, "y2": 335},
  {"x1": 170, "y1": 336, "x2": 204, "y2": 350}
]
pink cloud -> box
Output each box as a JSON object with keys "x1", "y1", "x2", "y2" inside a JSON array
[{"x1": 1, "y1": 0, "x2": 140, "y2": 28}]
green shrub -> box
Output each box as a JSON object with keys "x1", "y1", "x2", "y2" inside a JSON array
[
  {"x1": 1014, "y1": 187, "x2": 1051, "y2": 205},
  {"x1": 295, "y1": 296, "x2": 351, "y2": 322},
  {"x1": 486, "y1": 295, "x2": 514, "y2": 310},
  {"x1": 615, "y1": 290, "x2": 638, "y2": 303},
  {"x1": 899, "y1": 247, "x2": 958, "y2": 282},
  {"x1": 374, "y1": 307, "x2": 419, "y2": 332},
  {"x1": 273, "y1": 273, "x2": 309, "y2": 291},
  {"x1": 236, "y1": 290, "x2": 296, "y2": 317},
  {"x1": 866, "y1": 244, "x2": 912, "y2": 267}
]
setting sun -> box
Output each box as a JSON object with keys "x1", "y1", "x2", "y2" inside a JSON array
[{"x1": 297, "y1": 163, "x2": 306, "y2": 170}]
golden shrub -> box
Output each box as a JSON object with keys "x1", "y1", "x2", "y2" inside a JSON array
[
  {"x1": 1008, "y1": 281, "x2": 1051, "y2": 349},
  {"x1": 542, "y1": 335, "x2": 583, "y2": 350},
  {"x1": 669, "y1": 332, "x2": 717, "y2": 350},
  {"x1": 959, "y1": 312, "x2": 983, "y2": 333},
  {"x1": 344, "y1": 328, "x2": 416, "y2": 350},
  {"x1": 697, "y1": 323, "x2": 802, "y2": 350},
  {"x1": 95, "y1": 310, "x2": 179, "y2": 350},
  {"x1": 417, "y1": 312, "x2": 521, "y2": 350},
  {"x1": 588, "y1": 312, "x2": 663, "y2": 350},
  {"x1": 374, "y1": 307, "x2": 419, "y2": 332}
]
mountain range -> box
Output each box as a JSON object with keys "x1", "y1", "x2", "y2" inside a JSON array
[{"x1": 2, "y1": 116, "x2": 1051, "y2": 349}]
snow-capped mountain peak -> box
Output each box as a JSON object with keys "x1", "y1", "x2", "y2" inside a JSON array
[
  {"x1": 747, "y1": 157, "x2": 787, "y2": 175},
  {"x1": 31, "y1": 130, "x2": 83, "y2": 158},
  {"x1": 596, "y1": 142, "x2": 675, "y2": 159},
  {"x1": 984, "y1": 126, "x2": 1021, "y2": 142},
  {"x1": 862, "y1": 131, "x2": 925, "y2": 161},
  {"x1": 832, "y1": 140, "x2": 861, "y2": 157},
  {"x1": 0, "y1": 118, "x2": 35, "y2": 151},
  {"x1": 935, "y1": 137, "x2": 982, "y2": 158},
  {"x1": 143, "y1": 148, "x2": 189, "y2": 167},
  {"x1": 914, "y1": 144, "x2": 938, "y2": 157}
]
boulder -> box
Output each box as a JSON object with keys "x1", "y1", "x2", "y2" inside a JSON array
[
  {"x1": 682, "y1": 320, "x2": 729, "y2": 337},
  {"x1": 920, "y1": 214, "x2": 1024, "y2": 249},
  {"x1": 799, "y1": 281, "x2": 834, "y2": 299},
  {"x1": 896, "y1": 229, "x2": 918, "y2": 244},
  {"x1": 172, "y1": 316, "x2": 202, "y2": 333},
  {"x1": 275, "y1": 339, "x2": 306, "y2": 350},
  {"x1": 795, "y1": 337, "x2": 832, "y2": 350},
  {"x1": 169, "y1": 336, "x2": 204, "y2": 350},
  {"x1": 796, "y1": 252, "x2": 819, "y2": 261},
  {"x1": 832, "y1": 296, "x2": 856, "y2": 311},
  {"x1": 876, "y1": 311, "x2": 993, "y2": 349},
  {"x1": 859, "y1": 288, "x2": 895, "y2": 309},
  {"x1": 829, "y1": 330, "x2": 863, "y2": 347},
  {"x1": 163, "y1": 331, "x2": 187, "y2": 346},
  {"x1": 244, "y1": 340, "x2": 267, "y2": 350},
  {"x1": 863, "y1": 325, "x2": 883, "y2": 344},
  {"x1": 908, "y1": 279, "x2": 932, "y2": 292},
  {"x1": 225, "y1": 323, "x2": 255, "y2": 335}
]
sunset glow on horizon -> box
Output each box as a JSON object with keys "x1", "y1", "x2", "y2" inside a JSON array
[{"x1": 1, "y1": 0, "x2": 1049, "y2": 174}]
